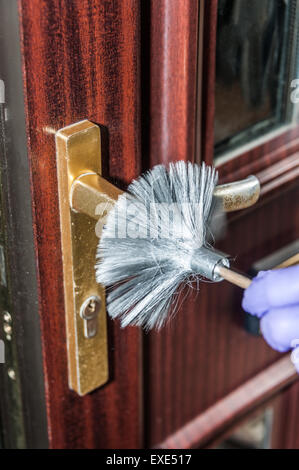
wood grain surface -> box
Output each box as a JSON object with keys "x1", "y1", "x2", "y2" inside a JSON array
[
  {"x1": 148, "y1": 0, "x2": 200, "y2": 166},
  {"x1": 201, "y1": 0, "x2": 218, "y2": 162},
  {"x1": 217, "y1": 130, "x2": 299, "y2": 184},
  {"x1": 18, "y1": 0, "x2": 142, "y2": 449},
  {"x1": 158, "y1": 356, "x2": 298, "y2": 449}
]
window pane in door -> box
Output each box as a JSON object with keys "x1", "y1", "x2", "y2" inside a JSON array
[{"x1": 214, "y1": 0, "x2": 298, "y2": 158}]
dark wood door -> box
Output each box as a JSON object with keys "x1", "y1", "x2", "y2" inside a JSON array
[
  {"x1": 0, "y1": 0, "x2": 298, "y2": 449},
  {"x1": 1, "y1": 0, "x2": 142, "y2": 449}
]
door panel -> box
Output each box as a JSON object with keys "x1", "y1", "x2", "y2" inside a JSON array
[{"x1": 18, "y1": 0, "x2": 142, "y2": 449}]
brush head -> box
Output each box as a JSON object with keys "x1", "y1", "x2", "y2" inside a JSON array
[{"x1": 96, "y1": 161, "x2": 224, "y2": 330}]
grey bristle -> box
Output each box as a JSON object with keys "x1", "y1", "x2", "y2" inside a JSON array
[{"x1": 96, "y1": 161, "x2": 218, "y2": 330}]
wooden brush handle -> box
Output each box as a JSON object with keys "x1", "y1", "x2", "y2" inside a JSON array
[{"x1": 216, "y1": 265, "x2": 252, "y2": 289}]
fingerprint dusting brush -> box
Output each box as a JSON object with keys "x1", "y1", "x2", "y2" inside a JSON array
[{"x1": 95, "y1": 161, "x2": 234, "y2": 330}]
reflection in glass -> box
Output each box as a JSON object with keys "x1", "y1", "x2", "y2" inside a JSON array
[{"x1": 214, "y1": 0, "x2": 298, "y2": 157}]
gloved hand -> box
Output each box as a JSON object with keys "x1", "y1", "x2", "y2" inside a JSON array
[{"x1": 242, "y1": 264, "x2": 299, "y2": 371}]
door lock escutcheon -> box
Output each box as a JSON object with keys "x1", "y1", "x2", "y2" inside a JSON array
[
  {"x1": 55, "y1": 120, "x2": 121, "y2": 396},
  {"x1": 55, "y1": 120, "x2": 260, "y2": 396}
]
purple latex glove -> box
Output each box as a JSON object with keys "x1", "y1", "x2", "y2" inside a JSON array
[{"x1": 242, "y1": 265, "x2": 299, "y2": 372}]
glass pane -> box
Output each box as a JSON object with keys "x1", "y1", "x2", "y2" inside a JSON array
[
  {"x1": 214, "y1": 0, "x2": 298, "y2": 157},
  {"x1": 215, "y1": 408, "x2": 273, "y2": 449}
]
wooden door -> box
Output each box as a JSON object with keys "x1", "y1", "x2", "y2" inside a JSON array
[
  {"x1": 0, "y1": 0, "x2": 298, "y2": 449},
  {"x1": 0, "y1": 0, "x2": 142, "y2": 449}
]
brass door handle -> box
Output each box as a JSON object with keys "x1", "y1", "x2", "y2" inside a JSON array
[
  {"x1": 213, "y1": 175, "x2": 260, "y2": 212},
  {"x1": 55, "y1": 120, "x2": 261, "y2": 395},
  {"x1": 70, "y1": 172, "x2": 260, "y2": 218}
]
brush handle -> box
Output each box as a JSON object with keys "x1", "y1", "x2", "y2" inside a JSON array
[{"x1": 216, "y1": 265, "x2": 252, "y2": 289}]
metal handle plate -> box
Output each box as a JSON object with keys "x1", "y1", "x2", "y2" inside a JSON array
[{"x1": 55, "y1": 120, "x2": 111, "y2": 396}]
